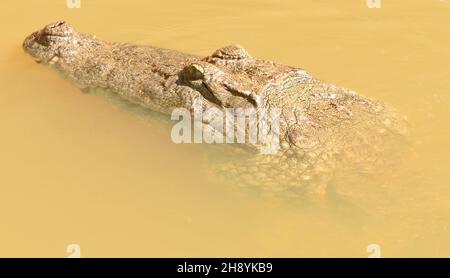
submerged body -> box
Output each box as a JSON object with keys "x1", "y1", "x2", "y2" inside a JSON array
[{"x1": 23, "y1": 21, "x2": 409, "y2": 197}]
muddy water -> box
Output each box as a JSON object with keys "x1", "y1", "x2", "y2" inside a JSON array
[{"x1": 0, "y1": 0, "x2": 449, "y2": 257}]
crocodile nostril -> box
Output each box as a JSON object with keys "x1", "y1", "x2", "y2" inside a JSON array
[
  {"x1": 35, "y1": 30, "x2": 43, "y2": 40},
  {"x1": 34, "y1": 30, "x2": 51, "y2": 46}
]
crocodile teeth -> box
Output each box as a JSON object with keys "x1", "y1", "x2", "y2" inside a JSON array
[{"x1": 48, "y1": 56, "x2": 59, "y2": 65}]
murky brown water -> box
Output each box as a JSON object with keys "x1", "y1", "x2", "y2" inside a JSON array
[{"x1": 1, "y1": 0, "x2": 449, "y2": 257}]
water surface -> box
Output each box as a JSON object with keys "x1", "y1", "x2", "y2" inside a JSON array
[{"x1": 0, "y1": 0, "x2": 449, "y2": 257}]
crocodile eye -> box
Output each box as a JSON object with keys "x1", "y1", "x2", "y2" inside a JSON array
[
  {"x1": 50, "y1": 20, "x2": 66, "y2": 28},
  {"x1": 185, "y1": 64, "x2": 205, "y2": 81},
  {"x1": 46, "y1": 21, "x2": 66, "y2": 33}
]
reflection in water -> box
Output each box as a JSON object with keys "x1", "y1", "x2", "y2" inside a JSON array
[{"x1": 0, "y1": 0, "x2": 449, "y2": 257}]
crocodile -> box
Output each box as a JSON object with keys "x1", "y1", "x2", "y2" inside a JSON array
[{"x1": 23, "y1": 20, "x2": 410, "y2": 198}]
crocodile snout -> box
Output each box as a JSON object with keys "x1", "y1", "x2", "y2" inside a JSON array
[
  {"x1": 23, "y1": 20, "x2": 76, "y2": 63},
  {"x1": 23, "y1": 20, "x2": 73, "y2": 47}
]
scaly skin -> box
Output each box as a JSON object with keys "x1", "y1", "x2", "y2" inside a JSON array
[{"x1": 23, "y1": 21, "x2": 410, "y2": 198}]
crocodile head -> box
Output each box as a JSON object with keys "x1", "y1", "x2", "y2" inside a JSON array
[{"x1": 23, "y1": 20, "x2": 78, "y2": 64}]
